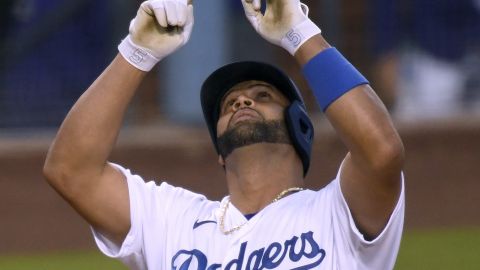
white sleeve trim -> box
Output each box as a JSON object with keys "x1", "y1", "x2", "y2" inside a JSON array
[
  {"x1": 335, "y1": 161, "x2": 406, "y2": 245},
  {"x1": 90, "y1": 163, "x2": 142, "y2": 258}
]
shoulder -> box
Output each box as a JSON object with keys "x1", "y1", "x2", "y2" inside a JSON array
[{"x1": 110, "y1": 163, "x2": 219, "y2": 212}]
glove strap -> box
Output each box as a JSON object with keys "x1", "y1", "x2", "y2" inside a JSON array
[
  {"x1": 281, "y1": 20, "x2": 321, "y2": 55},
  {"x1": 118, "y1": 36, "x2": 160, "y2": 72}
]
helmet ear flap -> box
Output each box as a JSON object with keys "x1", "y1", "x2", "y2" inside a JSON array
[{"x1": 285, "y1": 100, "x2": 314, "y2": 176}]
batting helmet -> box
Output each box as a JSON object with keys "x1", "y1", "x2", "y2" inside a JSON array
[{"x1": 201, "y1": 61, "x2": 314, "y2": 175}]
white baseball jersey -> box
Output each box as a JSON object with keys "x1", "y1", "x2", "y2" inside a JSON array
[{"x1": 92, "y1": 163, "x2": 405, "y2": 270}]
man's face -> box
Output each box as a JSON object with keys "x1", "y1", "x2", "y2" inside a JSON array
[{"x1": 216, "y1": 80, "x2": 292, "y2": 159}]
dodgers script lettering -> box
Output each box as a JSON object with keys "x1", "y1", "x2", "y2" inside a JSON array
[{"x1": 171, "y1": 231, "x2": 325, "y2": 270}]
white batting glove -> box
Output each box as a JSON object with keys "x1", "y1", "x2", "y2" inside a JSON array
[
  {"x1": 118, "y1": 0, "x2": 194, "y2": 71},
  {"x1": 242, "y1": 0, "x2": 321, "y2": 55}
]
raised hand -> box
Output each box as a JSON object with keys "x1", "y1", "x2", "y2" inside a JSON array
[
  {"x1": 119, "y1": 0, "x2": 194, "y2": 71},
  {"x1": 241, "y1": 0, "x2": 321, "y2": 55}
]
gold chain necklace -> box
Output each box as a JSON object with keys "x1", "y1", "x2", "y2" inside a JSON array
[{"x1": 219, "y1": 187, "x2": 304, "y2": 235}]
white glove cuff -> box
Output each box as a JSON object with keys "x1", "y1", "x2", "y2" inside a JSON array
[
  {"x1": 281, "y1": 19, "x2": 322, "y2": 55},
  {"x1": 118, "y1": 35, "x2": 160, "y2": 72}
]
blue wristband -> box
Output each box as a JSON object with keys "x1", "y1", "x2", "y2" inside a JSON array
[{"x1": 302, "y1": 47, "x2": 369, "y2": 111}]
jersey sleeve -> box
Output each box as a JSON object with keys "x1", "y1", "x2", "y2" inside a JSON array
[
  {"x1": 90, "y1": 163, "x2": 208, "y2": 269},
  {"x1": 327, "y1": 164, "x2": 405, "y2": 270}
]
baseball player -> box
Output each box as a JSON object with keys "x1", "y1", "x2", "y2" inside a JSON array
[{"x1": 44, "y1": 0, "x2": 405, "y2": 269}]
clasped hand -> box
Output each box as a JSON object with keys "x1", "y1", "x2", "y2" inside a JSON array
[{"x1": 119, "y1": 0, "x2": 320, "y2": 71}]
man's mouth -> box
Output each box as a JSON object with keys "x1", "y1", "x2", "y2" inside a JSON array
[{"x1": 229, "y1": 109, "x2": 261, "y2": 127}]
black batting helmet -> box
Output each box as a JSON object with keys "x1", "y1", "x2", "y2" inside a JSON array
[{"x1": 200, "y1": 61, "x2": 314, "y2": 175}]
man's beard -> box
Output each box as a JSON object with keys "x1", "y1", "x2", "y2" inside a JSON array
[{"x1": 217, "y1": 120, "x2": 292, "y2": 159}]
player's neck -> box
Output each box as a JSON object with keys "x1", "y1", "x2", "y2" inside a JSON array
[{"x1": 223, "y1": 143, "x2": 304, "y2": 214}]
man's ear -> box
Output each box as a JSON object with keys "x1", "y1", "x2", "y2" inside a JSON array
[{"x1": 218, "y1": 155, "x2": 225, "y2": 166}]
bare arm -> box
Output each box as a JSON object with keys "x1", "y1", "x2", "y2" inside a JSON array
[
  {"x1": 241, "y1": 0, "x2": 404, "y2": 238},
  {"x1": 43, "y1": 0, "x2": 194, "y2": 245},
  {"x1": 44, "y1": 55, "x2": 145, "y2": 244},
  {"x1": 296, "y1": 35, "x2": 404, "y2": 239}
]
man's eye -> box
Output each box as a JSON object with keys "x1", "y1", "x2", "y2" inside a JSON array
[
  {"x1": 257, "y1": 91, "x2": 271, "y2": 100},
  {"x1": 223, "y1": 99, "x2": 235, "y2": 111}
]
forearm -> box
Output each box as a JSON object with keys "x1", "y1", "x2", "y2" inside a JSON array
[
  {"x1": 45, "y1": 55, "x2": 146, "y2": 180},
  {"x1": 296, "y1": 35, "x2": 404, "y2": 173}
]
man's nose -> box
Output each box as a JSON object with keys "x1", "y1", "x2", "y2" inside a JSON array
[{"x1": 233, "y1": 95, "x2": 254, "y2": 110}]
